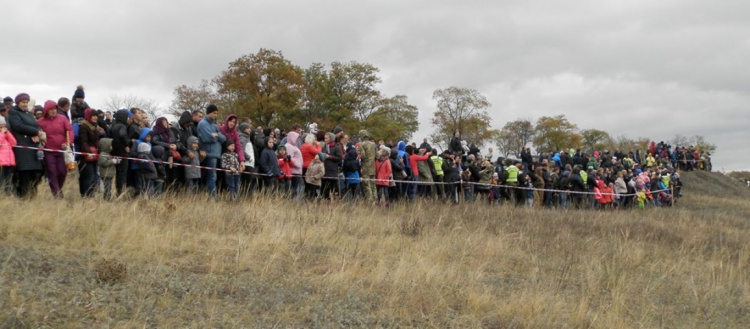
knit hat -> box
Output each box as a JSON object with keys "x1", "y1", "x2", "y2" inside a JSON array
[
  {"x1": 73, "y1": 85, "x2": 85, "y2": 99},
  {"x1": 238, "y1": 123, "x2": 250, "y2": 133},
  {"x1": 359, "y1": 129, "x2": 369, "y2": 139},
  {"x1": 333, "y1": 126, "x2": 343, "y2": 135},
  {"x1": 206, "y1": 104, "x2": 218, "y2": 114},
  {"x1": 0, "y1": 116, "x2": 5, "y2": 126},
  {"x1": 15, "y1": 93, "x2": 30, "y2": 104},
  {"x1": 137, "y1": 142, "x2": 152, "y2": 154},
  {"x1": 3, "y1": 97, "x2": 12, "y2": 103}
]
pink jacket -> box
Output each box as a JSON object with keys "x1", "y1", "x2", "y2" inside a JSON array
[
  {"x1": 0, "y1": 130, "x2": 17, "y2": 166},
  {"x1": 285, "y1": 131, "x2": 303, "y2": 175},
  {"x1": 37, "y1": 111, "x2": 73, "y2": 151}
]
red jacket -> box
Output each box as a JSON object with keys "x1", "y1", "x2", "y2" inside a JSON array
[
  {"x1": 278, "y1": 156, "x2": 292, "y2": 180},
  {"x1": 37, "y1": 112, "x2": 73, "y2": 151},
  {"x1": 375, "y1": 158, "x2": 392, "y2": 187},
  {"x1": 409, "y1": 153, "x2": 430, "y2": 177},
  {"x1": 300, "y1": 143, "x2": 321, "y2": 169}
]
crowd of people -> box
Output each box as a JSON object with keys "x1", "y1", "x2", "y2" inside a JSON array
[{"x1": 0, "y1": 86, "x2": 710, "y2": 209}]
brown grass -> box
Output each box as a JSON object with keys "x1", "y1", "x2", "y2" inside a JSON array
[{"x1": 1, "y1": 171, "x2": 749, "y2": 328}]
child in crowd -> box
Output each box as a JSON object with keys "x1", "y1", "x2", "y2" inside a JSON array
[
  {"x1": 0, "y1": 116, "x2": 17, "y2": 194},
  {"x1": 130, "y1": 128, "x2": 153, "y2": 195},
  {"x1": 221, "y1": 140, "x2": 241, "y2": 201},
  {"x1": 97, "y1": 138, "x2": 120, "y2": 201},
  {"x1": 490, "y1": 172, "x2": 501, "y2": 205},
  {"x1": 342, "y1": 144, "x2": 361, "y2": 200},
  {"x1": 305, "y1": 153, "x2": 324, "y2": 198},
  {"x1": 375, "y1": 147, "x2": 392, "y2": 206},
  {"x1": 524, "y1": 174, "x2": 534, "y2": 208},
  {"x1": 277, "y1": 145, "x2": 292, "y2": 193},
  {"x1": 183, "y1": 136, "x2": 203, "y2": 194},
  {"x1": 136, "y1": 143, "x2": 159, "y2": 198}
]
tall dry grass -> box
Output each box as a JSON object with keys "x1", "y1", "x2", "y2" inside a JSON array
[{"x1": 1, "y1": 171, "x2": 749, "y2": 328}]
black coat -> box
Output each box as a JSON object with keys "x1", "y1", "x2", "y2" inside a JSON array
[
  {"x1": 322, "y1": 142, "x2": 342, "y2": 178},
  {"x1": 109, "y1": 110, "x2": 131, "y2": 156},
  {"x1": 449, "y1": 137, "x2": 463, "y2": 155},
  {"x1": 7, "y1": 106, "x2": 43, "y2": 171}
]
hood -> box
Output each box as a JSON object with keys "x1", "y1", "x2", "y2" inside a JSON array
[
  {"x1": 286, "y1": 131, "x2": 299, "y2": 146},
  {"x1": 138, "y1": 127, "x2": 153, "y2": 141},
  {"x1": 222, "y1": 114, "x2": 238, "y2": 132},
  {"x1": 152, "y1": 145, "x2": 166, "y2": 159},
  {"x1": 597, "y1": 180, "x2": 604, "y2": 189},
  {"x1": 178, "y1": 110, "x2": 192, "y2": 126},
  {"x1": 114, "y1": 109, "x2": 129, "y2": 124},
  {"x1": 84, "y1": 108, "x2": 96, "y2": 123},
  {"x1": 42, "y1": 100, "x2": 57, "y2": 118},
  {"x1": 153, "y1": 117, "x2": 170, "y2": 136},
  {"x1": 346, "y1": 146, "x2": 358, "y2": 159},
  {"x1": 187, "y1": 136, "x2": 199, "y2": 147},
  {"x1": 99, "y1": 138, "x2": 113, "y2": 153},
  {"x1": 137, "y1": 142, "x2": 152, "y2": 154},
  {"x1": 397, "y1": 140, "x2": 406, "y2": 152}
]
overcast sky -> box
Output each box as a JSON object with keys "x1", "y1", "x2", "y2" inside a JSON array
[{"x1": 1, "y1": 0, "x2": 748, "y2": 171}]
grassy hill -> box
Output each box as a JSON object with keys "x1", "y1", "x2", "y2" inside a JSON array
[{"x1": 1, "y1": 172, "x2": 749, "y2": 328}]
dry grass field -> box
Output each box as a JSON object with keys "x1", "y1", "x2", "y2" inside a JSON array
[{"x1": 2, "y1": 170, "x2": 750, "y2": 328}]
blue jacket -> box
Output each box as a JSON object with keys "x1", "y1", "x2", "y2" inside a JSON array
[
  {"x1": 196, "y1": 116, "x2": 226, "y2": 159},
  {"x1": 397, "y1": 141, "x2": 410, "y2": 173}
]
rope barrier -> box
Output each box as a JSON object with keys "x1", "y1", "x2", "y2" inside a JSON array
[{"x1": 12, "y1": 144, "x2": 674, "y2": 198}]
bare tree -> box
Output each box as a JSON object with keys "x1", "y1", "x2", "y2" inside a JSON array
[{"x1": 104, "y1": 94, "x2": 164, "y2": 125}]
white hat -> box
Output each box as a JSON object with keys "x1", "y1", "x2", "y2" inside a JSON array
[{"x1": 0, "y1": 116, "x2": 5, "y2": 125}]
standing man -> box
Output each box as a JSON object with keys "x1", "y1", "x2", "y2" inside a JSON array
[
  {"x1": 197, "y1": 104, "x2": 226, "y2": 199},
  {"x1": 358, "y1": 130, "x2": 377, "y2": 202},
  {"x1": 109, "y1": 109, "x2": 132, "y2": 197},
  {"x1": 190, "y1": 109, "x2": 204, "y2": 138}
]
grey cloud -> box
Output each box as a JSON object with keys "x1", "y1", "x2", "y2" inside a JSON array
[{"x1": 1, "y1": 0, "x2": 748, "y2": 170}]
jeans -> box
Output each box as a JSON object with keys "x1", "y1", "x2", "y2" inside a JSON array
[
  {"x1": 463, "y1": 187, "x2": 474, "y2": 203},
  {"x1": 79, "y1": 161, "x2": 98, "y2": 198},
  {"x1": 377, "y1": 185, "x2": 389, "y2": 204},
  {"x1": 204, "y1": 157, "x2": 218, "y2": 198},
  {"x1": 559, "y1": 192, "x2": 568, "y2": 209},
  {"x1": 145, "y1": 179, "x2": 164, "y2": 198},
  {"x1": 291, "y1": 176, "x2": 304, "y2": 199},
  {"x1": 225, "y1": 174, "x2": 241, "y2": 199}
]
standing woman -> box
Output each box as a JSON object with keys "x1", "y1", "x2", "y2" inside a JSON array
[
  {"x1": 219, "y1": 114, "x2": 245, "y2": 192},
  {"x1": 78, "y1": 108, "x2": 101, "y2": 198},
  {"x1": 151, "y1": 117, "x2": 181, "y2": 189},
  {"x1": 7, "y1": 93, "x2": 44, "y2": 198},
  {"x1": 321, "y1": 133, "x2": 342, "y2": 200},
  {"x1": 37, "y1": 100, "x2": 74, "y2": 198}
]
